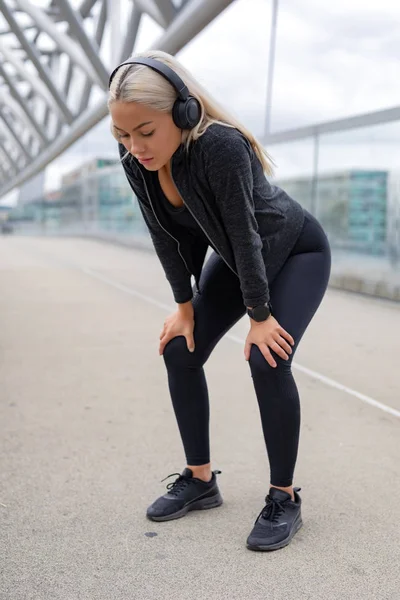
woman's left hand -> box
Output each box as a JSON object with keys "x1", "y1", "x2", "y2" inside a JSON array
[{"x1": 244, "y1": 315, "x2": 295, "y2": 368}]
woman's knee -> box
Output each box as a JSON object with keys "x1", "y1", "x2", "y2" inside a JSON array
[
  {"x1": 248, "y1": 344, "x2": 292, "y2": 377},
  {"x1": 163, "y1": 336, "x2": 204, "y2": 370}
]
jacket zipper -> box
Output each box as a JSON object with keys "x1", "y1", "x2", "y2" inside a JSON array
[
  {"x1": 170, "y1": 171, "x2": 239, "y2": 278},
  {"x1": 138, "y1": 170, "x2": 191, "y2": 276}
]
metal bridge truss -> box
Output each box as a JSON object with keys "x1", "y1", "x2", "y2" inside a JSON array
[{"x1": 0, "y1": 0, "x2": 234, "y2": 198}]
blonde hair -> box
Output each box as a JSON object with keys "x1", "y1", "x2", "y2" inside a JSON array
[{"x1": 107, "y1": 50, "x2": 274, "y2": 176}]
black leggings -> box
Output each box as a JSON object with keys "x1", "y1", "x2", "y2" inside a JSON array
[{"x1": 163, "y1": 210, "x2": 331, "y2": 487}]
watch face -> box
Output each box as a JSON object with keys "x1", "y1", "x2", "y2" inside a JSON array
[{"x1": 253, "y1": 305, "x2": 270, "y2": 321}]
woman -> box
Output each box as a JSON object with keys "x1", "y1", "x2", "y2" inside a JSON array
[{"x1": 108, "y1": 50, "x2": 331, "y2": 552}]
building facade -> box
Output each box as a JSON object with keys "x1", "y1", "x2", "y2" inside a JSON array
[{"x1": 277, "y1": 169, "x2": 388, "y2": 255}]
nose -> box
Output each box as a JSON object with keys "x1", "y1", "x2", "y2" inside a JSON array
[{"x1": 129, "y1": 137, "x2": 145, "y2": 156}]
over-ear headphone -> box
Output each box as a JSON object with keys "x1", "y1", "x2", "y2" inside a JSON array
[{"x1": 108, "y1": 57, "x2": 201, "y2": 130}]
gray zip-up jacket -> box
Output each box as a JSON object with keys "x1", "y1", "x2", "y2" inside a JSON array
[{"x1": 118, "y1": 123, "x2": 305, "y2": 307}]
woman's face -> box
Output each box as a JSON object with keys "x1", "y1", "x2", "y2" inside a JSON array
[{"x1": 110, "y1": 101, "x2": 182, "y2": 171}]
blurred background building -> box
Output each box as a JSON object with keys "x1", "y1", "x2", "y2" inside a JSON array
[{"x1": 1, "y1": 0, "x2": 400, "y2": 299}]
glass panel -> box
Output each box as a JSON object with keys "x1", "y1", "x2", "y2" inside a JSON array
[
  {"x1": 268, "y1": 138, "x2": 315, "y2": 179},
  {"x1": 178, "y1": 0, "x2": 271, "y2": 139},
  {"x1": 268, "y1": 137, "x2": 316, "y2": 213},
  {"x1": 264, "y1": 121, "x2": 400, "y2": 296},
  {"x1": 317, "y1": 121, "x2": 400, "y2": 262},
  {"x1": 272, "y1": 1, "x2": 400, "y2": 130}
]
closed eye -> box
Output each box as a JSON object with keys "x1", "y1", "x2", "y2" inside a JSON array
[{"x1": 117, "y1": 130, "x2": 155, "y2": 139}]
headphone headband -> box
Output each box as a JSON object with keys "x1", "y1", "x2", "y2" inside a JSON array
[
  {"x1": 109, "y1": 56, "x2": 201, "y2": 131},
  {"x1": 108, "y1": 57, "x2": 189, "y2": 100}
]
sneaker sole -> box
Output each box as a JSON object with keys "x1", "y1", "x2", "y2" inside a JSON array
[
  {"x1": 246, "y1": 515, "x2": 303, "y2": 552},
  {"x1": 147, "y1": 491, "x2": 223, "y2": 522}
]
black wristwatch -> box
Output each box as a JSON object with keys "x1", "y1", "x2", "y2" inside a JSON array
[{"x1": 247, "y1": 301, "x2": 272, "y2": 322}]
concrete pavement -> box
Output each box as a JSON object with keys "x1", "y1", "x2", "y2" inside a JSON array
[{"x1": 1, "y1": 236, "x2": 399, "y2": 600}]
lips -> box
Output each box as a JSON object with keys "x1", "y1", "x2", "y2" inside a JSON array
[{"x1": 138, "y1": 157, "x2": 153, "y2": 163}]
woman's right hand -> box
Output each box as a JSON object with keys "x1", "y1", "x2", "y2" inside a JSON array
[{"x1": 159, "y1": 302, "x2": 195, "y2": 355}]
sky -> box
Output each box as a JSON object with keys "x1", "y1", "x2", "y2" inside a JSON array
[{"x1": 1, "y1": 0, "x2": 400, "y2": 205}]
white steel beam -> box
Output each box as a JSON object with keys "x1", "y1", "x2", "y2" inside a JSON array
[
  {"x1": 0, "y1": 62, "x2": 49, "y2": 144},
  {"x1": 54, "y1": 0, "x2": 109, "y2": 87},
  {"x1": 133, "y1": 0, "x2": 168, "y2": 28},
  {"x1": 0, "y1": 144, "x2": 17, "y2": 175},
  {"x1": 78, "y1": 0, "x2": 108, "y2": 113},
  {"x1": 0, "y1": 0, "x2": 74, "y2": 124},
  {"x1": 0, "y1": 0, "x2": 236, "y2": 197},
  {"x1": 15, "y1": 0, "x2": 106, "y2": 88},
  {"x1": 152, "y1": 0, "x2": 176, "y2": 25},
  {"x1": 263, "y1": 105, "x2": 400, "y2": 145},
  {"x1": 0, "y1": 39, "x2": 69, "y2": 124},
  {"x1": 155, "y1": 0, "x2": 235, "y2": 55},
  {"x1": 0, "y1": 106, "x2": 33, "y2": 161},
  {"x1": 0, "y1": 89, "x2": 47, "y2": 147},
  {"x1": 107, "y1": 0, "x2": 122, "y2": 67},
  {"x1": 118, "y1": 2, "x2": 141, "y2": 64},
  {"x1": 79, "y1": 0, "x2": 99, "y2": 19}
]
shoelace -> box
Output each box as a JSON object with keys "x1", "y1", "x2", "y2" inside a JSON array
[
  {"x1": 161, "y1": 473, "x2": 193, "y2": 497},
  {"x1": 255, "y1": 495, "x2": 287, "y2": 525},
  {"x1": 160, "y1": 470, "x2": 221, "y2": 497}
]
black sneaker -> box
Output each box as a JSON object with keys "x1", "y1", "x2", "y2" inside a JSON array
[
  {"x1": 246, "y1": 487, "x2": 303, "y2": 551},
  {"x1": 146, "y1": 468, "x2": 223, "y2": 522}
]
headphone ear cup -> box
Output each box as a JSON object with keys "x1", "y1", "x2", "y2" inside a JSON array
[
  {"x1": 172, "y1": 97, "x2": 201, "y2": 129},
  {"x1": 186, "y1": 97, "x2": 201, "y2": 128}
]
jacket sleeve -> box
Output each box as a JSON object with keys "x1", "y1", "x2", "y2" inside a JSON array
[
  {"x1": 118, "y1": 145, "x2": 193, "y2": 304},
  {"x1": 202, "y1": 133, "x2": 270, "y2": 307}
]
